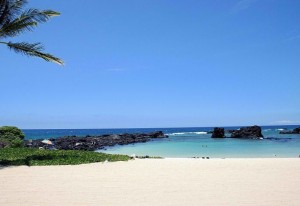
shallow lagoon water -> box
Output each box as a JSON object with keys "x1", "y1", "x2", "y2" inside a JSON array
[
  {"x1": 23, "y1": 125, "x2": 300, "y2": 158},
  {"x1": 102, "y1": 131, "x2": 300, "y2": 158}
]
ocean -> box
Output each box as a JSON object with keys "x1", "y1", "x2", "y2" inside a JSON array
[{"x1": 22, "y1": 125, "x2": 300, "y2": 158}]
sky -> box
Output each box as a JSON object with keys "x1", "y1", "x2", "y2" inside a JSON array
[{"x1": 0, "y1": 0, "x2": 300, "y2": 129}]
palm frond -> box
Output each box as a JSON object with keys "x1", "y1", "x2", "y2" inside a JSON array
[
  {"x1": 0, "y1": 0, "x2": 28, "y2": 26},
  {"x1": 8, "y1": 0, "x2": 27, "y2": 16},
  {"x1": 2, "y1": 41, "x2": 64, "y2": 65},
  {"x1": 0, "y1": 1, "x2": 63, "y2": 66},
  {"x1": 19, "y1": 9, "x2": 60, "y2": 23},
  {"x1": 0, "y1": 0, "x2": 10, "y2": 26},
  {"x1": 0, "y1": 19, "x2": 37, "y2": 37},
  {"x1": 0, "y1": 8, "x2": 60, "y2": 38}
]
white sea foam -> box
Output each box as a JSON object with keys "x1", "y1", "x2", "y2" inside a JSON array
[
  {"x1": 276, "y1": 129, "x2": 285, "y2": 131},
  {"x1": 194, "y1": 132, "x2": 208, "y2": 135},
  {"x1": 169, "y1": 132, "x2": 186, "y2": 135},
  {"x1": 168, "y1": 132, "x2": 208, "y2": 136}
]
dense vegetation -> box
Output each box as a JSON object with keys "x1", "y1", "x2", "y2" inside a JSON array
[
  {"x1": 0, "y1": 148, "x2": 131, "y2": 166},
  {"x1": 0, "y1": 126, "x2": 139, "y2": 167},
  {"x1": 0, "y1": 126, "x2": 25, "y2": 148}
]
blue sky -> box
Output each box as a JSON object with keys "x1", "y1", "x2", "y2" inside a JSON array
[{"x1": 0, "y1": 0, "x2": 299, "y2": 129}]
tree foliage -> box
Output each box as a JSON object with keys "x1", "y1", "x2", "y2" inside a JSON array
[
  {"x1": 0, "y1": 0, "x2": 63, "y2": 65},
  {"x1": 0, "y1": 126, "x2": 25, "y2": 148}
]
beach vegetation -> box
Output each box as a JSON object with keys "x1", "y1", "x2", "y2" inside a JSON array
[
  {"x1": 0, "y1": 0, "x2": 63, "y2": 65},
  {"x1": 0, "y1": 126, "x2": 25, "y2": 148},
  {"x1": 0, "y1": 148, "x2": 131, "y2": 166}
]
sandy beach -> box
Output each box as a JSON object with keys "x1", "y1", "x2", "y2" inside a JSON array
[{"x1": 1, "y1": 158, "x2": 300, "y2": 206}]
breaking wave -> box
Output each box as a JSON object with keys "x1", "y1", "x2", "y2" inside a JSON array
[{"x1": 167, "y1": 132, "x2": 208, "y2": 136}]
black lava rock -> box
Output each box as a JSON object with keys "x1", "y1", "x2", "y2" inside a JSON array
[
  {"x1": 25, "y1": 131, "x2": 168, "y2": 151},
  {"x1": 211, "y1": 127, "x2": 225, "y2": 138},
  {"x1": 293, "y1": 127, "x2": 300, "y2": 134},
  {"x1": 279, "y1": 127, "x2": 300, "y2": 134},
  {"x1": 231, "y1": 126, "x2": 263, "y2": 139}
]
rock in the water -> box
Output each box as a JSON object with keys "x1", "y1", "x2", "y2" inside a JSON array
[
  {"x1": 149, "y1": 131, "x2": 165, "y2": 138},
  {"x1": 279, "y1": 127, "x2": 300, "y2": 134},
  {"x1": 231, "y1": 126, "x2": 263, "y2": 139},
  {"x1": 211, "y1": 127, "x2": 225, "y2": 138},
  {"x1": 293, "y1": 127, "x2": 300, "y2": 134}
]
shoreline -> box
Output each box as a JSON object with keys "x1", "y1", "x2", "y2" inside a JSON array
[
  {"x1": 20, "y1": 126, "x2": 300, "y2": 158},
  {"x1": 1, "y1": 158, "x2": 300, "y2": 206}
]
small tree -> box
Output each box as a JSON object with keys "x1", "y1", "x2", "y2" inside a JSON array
[
  {"x1": 0, "y1": 126, "x2": 25, "y2": 148},
  {"x1": 0, "y1": 0, "x2": 63, "y2": 65}
]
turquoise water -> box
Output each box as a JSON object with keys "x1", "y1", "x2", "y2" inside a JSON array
[
  {"x1": 103, "y1": 133, "x2": 300, "y2": 158},
  {"x1": 23, "y1": 125, "x2": 300, "y2": 158}
]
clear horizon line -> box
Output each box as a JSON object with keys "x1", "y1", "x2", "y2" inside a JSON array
[{"x1": 20, "y1": 124, "x2": 300, "y2": 130}]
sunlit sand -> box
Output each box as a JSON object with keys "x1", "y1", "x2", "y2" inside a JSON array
[{"x1": 1, "y1": 158, "x2": 300, "y2": 206}]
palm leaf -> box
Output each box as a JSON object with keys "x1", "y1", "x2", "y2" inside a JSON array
[
  {"x1": 0, "y1": 20, "x2": 37, "y2": 37},
  {"x1": 0, "y1": 1, "x2": 63, "y2": 66},
  {"x1": 19, "y1": 9, "x2": 60, "y2": 23},
  {"x1": 2, "y1": 41, "x2": 64, "y2": 65},
  {"x1": 0, "y1": 0, "x2": 28, "y2": 26},
  {"x1": 0, "y1": 9, "x2": 60, "y2": 38}
]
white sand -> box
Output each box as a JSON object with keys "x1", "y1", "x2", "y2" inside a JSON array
[{"x1": 1, "y1": 158, "x2": 300, "y2": 206}]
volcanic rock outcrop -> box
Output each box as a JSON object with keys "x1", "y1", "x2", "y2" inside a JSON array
[
  {"x1": 211, "y1": 127, "x2": 225, "y2": 138},
  {"x1": 279, "y1": 127, "x2": 300, "y2": 134},
  {"x1": 231, "y1": 126, "x2": 263, "y2": 139},
  {"x1": 25, "y1": 131, "x2": 167, "y2": 151}
]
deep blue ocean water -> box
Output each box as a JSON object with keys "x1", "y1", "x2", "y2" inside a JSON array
[{"x1": 22, "y1": 125, "x2": 300, "y2": 158}]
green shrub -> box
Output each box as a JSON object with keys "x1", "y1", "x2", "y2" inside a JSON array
[
  {"x1": 0, "y1": 126, "x2": 25, "y2": 148},
  {"x1": 10, "y1": 138, "x2": 24, "y2": 148},
  {"x1": 0, "y1": 126, "x2": 25, "y2": 139},
  {"x1": 0, "y1": 148, "x2": 131, "y2": 166}
]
